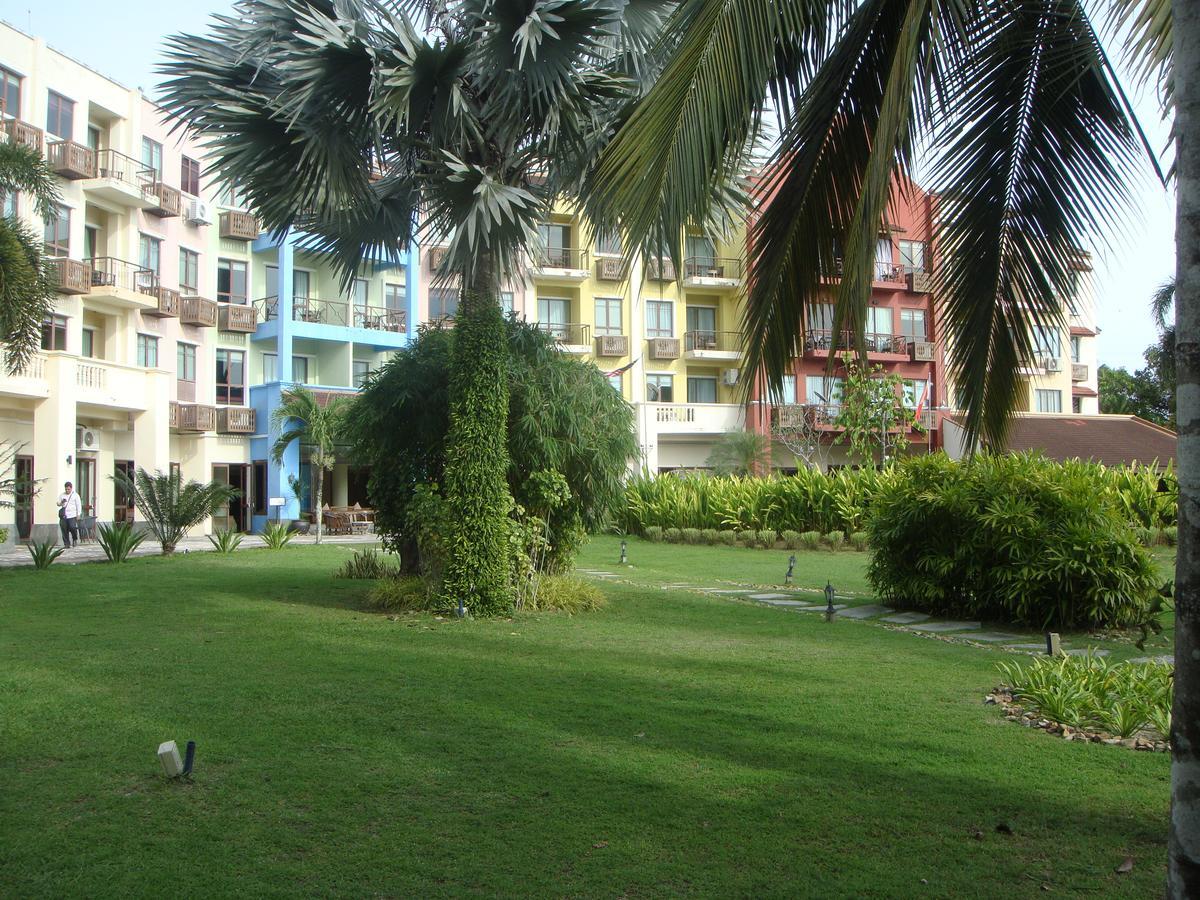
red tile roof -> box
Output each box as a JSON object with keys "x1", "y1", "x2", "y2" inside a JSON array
[{"x1": 949, "y1": 413, "x2": 1176, "y2": 467}]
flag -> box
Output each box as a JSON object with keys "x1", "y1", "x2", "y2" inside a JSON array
[
  {"x1": 912, "y1": 381, "x2": 930, "y2": 427},
  {"x1": 605, "y1": 357, "x2": 640, "y2": 379}
]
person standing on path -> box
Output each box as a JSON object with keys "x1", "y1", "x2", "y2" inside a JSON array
[{"x1": 57, "y1": 482, "x2": 82, "y2": 548}]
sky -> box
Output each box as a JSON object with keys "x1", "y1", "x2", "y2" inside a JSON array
[{"x1": 1, "y1": 0, "x2": 1177, "y2": 372}]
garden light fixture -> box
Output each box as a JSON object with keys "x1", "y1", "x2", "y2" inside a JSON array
[
  {"x1": 620, "y1": 540, "x2": 627, "y2": 565},
  {"x1": 785, "y1": 554, "x2": 796, "y2": 586},
  {"x1": 825, "y1": 581, "x2": 836, "y2": 622}
]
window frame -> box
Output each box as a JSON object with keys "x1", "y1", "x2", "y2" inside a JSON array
[
  {"x1": 1035, "y1": 388, "x2": 1062, "y2": 413},
  {"x1": 291, "y1": 354, "x2": 311, "y2": 384},
  {"x1": 141, "y1": 136, "x2": 163, "y2": 179},
  {"x1": 41, "y1": 314, "x2": 67, "y2": 351},
  {"x1": 139, "y1": 233, "x2": 162, "y2": 277},
  {"x1": 0, "y1": 66, "x2": 21, "y2": 119},
  {"x1": 429, "y1": 287, "x2": 460, "y2": 319},
  {"x1": 136, "y1": 333, "x2": 159, "y2": 368},
  {"x1": 686, "y1": 375, "x2": 718, "y2": 404},
  {"x1": 215, "y1": 348, "x2": 246, "y2": 405},
  {"x1": 384, "y1": 282, "x2": 405, "y2": 310},
  {"x1": 645, "y1": 299, "x2": 674, "y2": 338},
  {"x1": 43, "y1": 204, "x2": 70, "y2": 258},
  {"x1": 179, "y1": 248, "x2": 200, "y2": 295},
  {"x1": 900, "y1": 308, "x2": 927, "y2": 341},
  {"x1": 180, "y1": 156, "x2": 201, "y2": 196},
  {"x1": 353, "y1": 359, "x2": 371, "y2": 389},
  {"x1": 646, "y1": 373, "x2": 674, "y2": 403},
  {"x1": 217, "y1": 258, "x2": 248, "y2": 305},
  {"x1": 899, "y1": 239, "x2": 926, "y2": 273},
  {"x1": 81, "y1": 327, "x2": 95, "y2": 359},
  {"x1": 595, "y1": 297, "x2": 622, "y2": 335},
  {"x1": 45, "y1": 90, "x2": 74, "y2": 140},
  {"x1": 176, "y1": 342, "x2": 197, "y2": 384}
]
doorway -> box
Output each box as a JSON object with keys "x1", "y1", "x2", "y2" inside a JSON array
[
  {"x1": 15, "y1": 455, "x2": 33, "y2": 539},
  {"x1": 75, "y1": 456, "x2": 97, "y2": 516},
  {"x1": 114, "y1": 460, "x2": 134, "y2": 523},
  {"x1": 212, "y1": 464, "x2": 251, "y2": 532}
]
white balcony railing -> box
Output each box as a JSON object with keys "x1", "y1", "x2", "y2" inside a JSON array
[{"x1": 644, "y1": 403, "x2": 745, "y2": 434}]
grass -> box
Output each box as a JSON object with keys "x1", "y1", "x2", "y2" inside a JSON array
[{"x1": 0, "y1": 541, "x2": 1169, "y2": 896}]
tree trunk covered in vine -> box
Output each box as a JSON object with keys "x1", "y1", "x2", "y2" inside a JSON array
[{"x1": 1171, "y1": 0, "x2": 1200, "y2": 893}]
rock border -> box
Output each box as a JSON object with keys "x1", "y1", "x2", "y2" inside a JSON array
[{"x1": 986, "y1": 687, "x2": 1169, "y2": 753}]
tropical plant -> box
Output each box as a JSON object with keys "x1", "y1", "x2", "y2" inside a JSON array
[
  {"x1": 269, "y1": 386, "x2": 351, "y2": 545},
  {"x1": 113, "y1": 468, "x2": 237, "y2": 555},
  {"x1": 27, "y1": 540, "x2": 64, "y2": 570},
  {"x1": 0, "y1": 140, "x2": 60, "y2": 374},
  {"x1": 832, "y1": 356, "x2": 919, "y2": 465},
  {"x1": 208, "y1": 529, "x2": 243, "y2": 555},
  {"x1": 335, "y1": 548, "x2": 401, "y2": 580},
  {"x1": 706, "y1": 431, "x2": 771, "y2": 476},
  {"x1": 96, "y1": 522, "x2": 146, "y2": 563},
  {"x1": 260, "y1": 522, "x2": 294, "y2": 551},
  {"x1": 521, "y1": 575, "x2": 607, "y2": 613}
]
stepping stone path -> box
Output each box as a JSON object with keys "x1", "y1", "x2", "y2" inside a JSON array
[
  {"x1": 796, "y1": 604, "x2": 847, "y2": 613},
  {"x1": 882, "y1": 612, "x2": 931, "y2": 625},
  {"x1": 1130, "y1": 655, "x2": 1174, "y2": 665},
  {"x1": 704, "y1": 589, "x2": 756, "y2": 595},
  {"x1": 907, "y1": 621, "x2": 981, "y2": 633},
  {"x1": 1007, "y1": 643, "x2": 1052, "y2": 651},
  {"x1": 837, "y1": 604, "x2": 894, "y2": 620},
  {"x1": 757, "y1": 599, "x2": 819, "y2": 608},
  {"x1": 966, "y1": 633, "x2": 1024, "y2": 643},
  {"x1": 1064, "y1": 648, "x2": 1109, "y2": 657},
  {"x1": 748, "y1": 593, "x2": 794, "y2": 600}
]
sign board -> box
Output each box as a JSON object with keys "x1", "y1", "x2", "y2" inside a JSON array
[{"x1": 268, "y1": 497, "x2": 286, "y2": 507}]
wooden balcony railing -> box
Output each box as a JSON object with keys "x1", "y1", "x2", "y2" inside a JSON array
[
  {"x1": 178, "y1": 404, "x2": 216, "y2": 432},
  {"x1": 218, "y1": 303, "x2": 259, "y2": 333},
  {"x1": 45, "y1": 257, "x2": 91, "y2": 295},
  {"x1": 253, "y1": 295, "x2": 279, "y2": 322},
  {"x1": 145, "y1": 182, "x2": 183, "y2": 217},
  {"x1": 684, "y1": 330, "x2": 742, "y2": 353},
  {"x1": 141, "y1": 285, "x2": 181, "y2": 318},
  {"x1": 180, "y1": 296, "x2": 218, "y2": 327},
  {"x1": 46, "y1": 140, "x2": 96, "y2": 179},
  {"x1": 773, "y1": 403, "x2": 934, "y2": 432},
  {"x1": 217, "y1": 407, "x2": 256, "y2": 433},
  {"x1": 219, "y1": 210, "x2": 260, "y2": 241},
  {"x1": 804, "y1": 329, "x2": 909, "y2": 356},
  {"x1": 2, "y1": 117, "x2": 43, "y2": 153},
  {"x1": 168, "y1": 401, "x2": 180, "y2": 429}
]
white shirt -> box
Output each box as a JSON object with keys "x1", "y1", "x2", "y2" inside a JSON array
[{"x1": 59, "y1": 492, "x2": 82, "y2": 518}]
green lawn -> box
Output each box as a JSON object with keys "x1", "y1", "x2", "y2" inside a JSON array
[{"x1": 0, "y1": 541, "x2": 1169, "y2": 896}]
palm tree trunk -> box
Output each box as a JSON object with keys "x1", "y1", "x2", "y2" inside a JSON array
[
  {"x1": 1171, "y1": 0, "x2": 1200, "y2": 893},
  {"x1": 314, "y1": 458, "x2": 323, "y2": 545}
]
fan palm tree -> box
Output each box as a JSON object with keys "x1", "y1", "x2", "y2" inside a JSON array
[
  {"x1": 270, "y1": 386, "x2": 353, "y2": 544},
  {"x1": 0, "y1": 140, "x2": 62, "y2": 374},
  {"x1": 159, "y1": 0, "x2": 690, "y2": 614},
  {"x1": 585, "y1": 0, "x2": 1196, "y2": 890},
  {"x1": 113, "y1": 468, "x2": 238, "y2": 555}
]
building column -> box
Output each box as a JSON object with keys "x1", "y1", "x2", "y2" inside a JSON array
[
  {"x1": 276, "y1": 231, "x2": 296, "y2": 382},
  {"x1": 332, "y1": 463, "x2": 349, "y2": 506},
  {"x1": 133, "y1": 370, "x2": 171, "y2": 475},
  {"x1": 32, "y1": 355, "x2": 76, "y2": 539},
  {"x1": 405, "y1": 240, "x2": 419, "y2": 345}
]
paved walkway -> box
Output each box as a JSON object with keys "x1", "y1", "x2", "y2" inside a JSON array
[{"x1": 0, "y1": 533, "x2": 380, "y2": 568}]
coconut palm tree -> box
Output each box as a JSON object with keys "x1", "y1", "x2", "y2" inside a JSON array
[
  {"x1": 0, "y1": 140, "x2": 61, "y2": 374},
  {"x1": 270, "y1": 386, "x2": 353, "y2": 544},
  {"x1": 586, "y1": 0, "x2": 1197, "y2": 890},
  {"x1": 159, "y1": 0, "x2": 692, "y2": 614}
]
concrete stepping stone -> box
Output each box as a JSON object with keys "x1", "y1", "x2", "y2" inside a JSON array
[
  {"x1": 704, "y1": 589, "x2": 755, "y2": 595},
  {"x1": 966, "y1": 632, "x2": 1024, "y2": 643},
  {"x1": 1130, "y1": 655, "x2": 1174, "y2": 665},
  {"x1": 837, "y1": 604, "x2": 894, "y2": 620},
  {"x1": 1064, "y1": 648, "x2": 1109, "y2": 657},
  {"x1": 757, "y1": 599, "x2": 817, "y2": 607},
  {"x1": 749, "y1": 593, "x2": 794, "y2": 600},
  {"x1": 796, "y1": 604, "x2": 847, "y2": 613},
  {"x1": 1007, "y1": 643, "x2": 1053, "y2": 651},
  {"x1": 906, "y1": 621, "x2": 981, "y2": 633},
  {"x1": 881, "y1": 612, "x2": 930, "y2": 624}
]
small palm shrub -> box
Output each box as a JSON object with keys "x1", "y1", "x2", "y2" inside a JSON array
[
  {"x1": 756, "y1": 529, "x2": 777, "y2": 548},
  {"x1": 28, "y1": 541, "x2": 64, "y2": 570},
  {"x1": 114, "y1": 468, "x2": 237, "y2": 555},
  {"x1": 208, "y1": 529, "x2": 243, "y2": 554},
  {"x1": 261, "y1": 522, "x2": 295, "y2": 550},
  {"x1": 701, "y1": 528, "x2": 719, "y2": 544},
  {"x1": 367, "y1": 576, "x2": 433, "y2": 612},
  {"x1": 822, "y1": 530, "x2": 845, "y2": 550},
  {"x1": 335, "y1": 548, "x2": 400, "y2": 579},
  {"x1": 524, "y1": 575, "x2": 606, "y2": 613},
  {"x1": 681, "y1": 527, "x2": 703, "y2": 545},
  {"x1": 781, "y1": 530, "x2": 802, "y2": 550},
  {"x1": 717, "y1": 530, "x2": 737, "y2": 546},
  {"x1": 1134, "y1": 526, "x2": 1159, "y2": 547},
  {"x1": 664, "y1": 527, "x2": 683, "y2": 544},
  {"x1": 736, "y1": 529, "x2": 755, "y2": 546},
  {"x1": 869, "y1": 454, "x2": 1158, "y2": 628},
  {"x1": 96, "y1": 522, "x2": 146, "y2": 563},
  {"x1": 799, "y1": 531, "x2": 822, "y2": 551},
  {"x1": 644, "y1": 526, "x2": 664, "y2": 543},
  {"x1": 849, "y1": 531, "x2": 870, "y2": 552},
  {"x1": 1162, "y1": 526, "x2": 1178, "y2": 546}
]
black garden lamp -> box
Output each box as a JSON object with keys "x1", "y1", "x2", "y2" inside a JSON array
[
  {"x1": 785, "y1": 554, "x2": 796, "y2": 586},
  {"x1": 620, "y1": 540, "x2": 628, "y2": 565},
  {"x1": 824, "y1": 581, "x2": 836, "y2": 622}
]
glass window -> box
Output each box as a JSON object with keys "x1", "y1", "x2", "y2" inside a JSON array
[
  {"x1": 866, "y1": 306, "x2": 892, "y2": 336},
  {"x1": 352, "y1": 278, "x2": 368, "y2": 313},
  {"x1": 900, "y1": 309, "x2": 927, "y2": 340},
  {"x1": 1070, "y1": 335, "x2": 1082, "y2": 363},
  {"x1": 430, "y1": 287, "x2": 459, "y2": 319},
  {"x1": 779, "y1": 375, "x2": 797, "y2": 405},
  {"x1": 86, "y1": 125, "x2": 100, "y2": 150},
  {"x1": 596, "y1": 229, "x2": 622, "y2": 256},
  {"x1": 46, "y1": 91, "x2": 73, "y2": 140},
  {"x1": 252, "y1": 461, "x2": 268, "y2": 515},
  {"x1": 292, "y1": 355, "x2": 309, "y2": 384},
  {"x1": 293, "y1": 270, "x2": 311, "y2": 299},
  {"x1": 903, "y1": 379, "x2": 929, "y2": 408},
  {"x1": 180, "y1": 156, "x2": 200, "y2": 196},
  {"x1": 263, "y1": 353, "x2": 277, "y2": 383},
  {"x1": 1072, "y1": 396, "x2": 1082, "y2": 413},
  {"x1": 646, "y1": 300, "x2": 673, "y2": 337},
  {"x1": 217, "y1": 259, "x2": 248, "y2": 304},
  {"x1": 805, "y1": 375, "x2": 844, "y2": 409},
  {"x1": 83, "y1": 225, "x2": 97, "y2": 260},
  {"x1": 646, "y1": 374, "x2": 673, "y2": 403},
  {"x1": 43, "y1": 204, "x2": 69, "y2": 257},
  {"x1": 687, "y1": 376, "x2": 718, "y2": 403},
  {"x1": 537, "y1": 223, "x2": 571, "y2": 266},
  {"x1": 141, "y1": 137, "x2": 163, "y2": 178},
  {"x1": 539, "y1": 297, "x2": 570, "y2": 339},
  {"x1": 0, "y1": 67, "x2": 20, "y2": 118},
  {"x1": 384, "y1": 283, "x2": 404, "y2": 310},
  {"x1": 686, "y1": 306, "x2": 717, "y2": 336},
  {"x1": 216, "y1": 349, "x2": 245, "y2": 404},
  {"x1": 139, "y1": 234, "x2": 161, "y2": 276},
  {"x1": 41, "y1": 314, "x2": 67, "y2": 351},
  {"x1": 899, "y1": 240, "x2": 926, "y2": 273},
  {"x1": 1033, "y1": 326, "x2": 1060, "y2": 357},
  {"x1": 1, "y1": 190, "x2": 15, "y2": 217},
  {"x1": 1035, "y1": 389, "x2": 1062, "y2": 413},
  {"x1": 607, "y1": 371, "x2": 622, "y2": 392},
  {"x1": 500, "y1": 291, "x2": 515, "y2": 314},
  {"x1": 874, "y1": 237, "x2": 894, "y2": 280},
  {"x1": 353, "y1": 360, "x2": 371, "y2": 388},
  {"x1": 179, "y1": 249, "x2": 199, "y2": 294},
  {"x1": 137, "y1": 334, "x2": 159, "y2": 367},
  {"x1": 808, "y1": 302, "x2": 836, "y2": 332},
  {"x1": 685, "y1": 235, "x2": 716, "y2": 261},
  {"x1": 595, "y1": 297, "x2": 622, "y2": 335},
  {"x1": 217, "y1": 182, "x2": 247, "y2": 209},
  {"x1": 176, "y1": 343, "x2": 196, "y2": 382},
  {"x1": 81, "y1": 328, "x2": 95, "y2": 358}
]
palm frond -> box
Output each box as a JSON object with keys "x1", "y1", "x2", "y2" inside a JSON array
[{"x1": 1151, "y1": 277, "x2": 1174, "y2": 330}]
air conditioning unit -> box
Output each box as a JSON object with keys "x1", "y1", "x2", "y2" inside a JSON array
[
  {"x1": 910, "y1": 340, "x2": 935, "y2": 361},
  {"x1": 185, "y1": 199, "x2": 212, "y2": 226},
  {"x1": 721, "y1": 368, "x2": 740, "y2": 387},
  {"x1": 596, "y1": 257, "x2": 625, "y2": 280},
  {"x1": 595, "y1": 334, "x2": 628, "y2": 357},
  {"x1": 1043, "y1": 357, "x2": 1062, "y2": 372},
  {"x1": 77, "y1": 427, "x2": 100, "y2": 452},
  {"x1": 429, "y1": 246, "x2": 449, "y2": 269}
]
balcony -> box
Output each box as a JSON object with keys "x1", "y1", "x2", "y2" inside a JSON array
[
  {"x1": 86, "y1": 258, "x2": 158, "y2": 310},
  {"x1": 595, "y1": 333, "x2": 629, "y2": 357},
  {"x1": 531, "y1": 248, "x2": 590, "y2": 282},
  {"x1": 645, "y1": 257, "x2": 676, "y2": 282},
  {"x1": 683, "y1": 330, "x2": 742, "y2": 361},
  {"x1": 180, "y1": 296, "x2": 218, "y2": 327},
  {"x1": 537, "y1": 322, "x2": 591, "y2": 354},
  {"x1": 683, "y1": 257, "x2": 743, "y2": 289},
  {"x1": 45, "y1": 258, "x2": 92, "y2": 295},
  {"x1": 219, "y1": 303, "x2": 259, "y2": 333},
  {"x1": 874, "y1": 262, "x2": 906, "y2": 284},
  {"x1": 0, "y1": 350, "x2": 49, "y2": 399},
  {"x1": 595, "y1": 256, "x2": 628, "y2": 280},
  {"x1": 74, "y1": 359, "x2": 150, "y2": 410},
  {"x1": 219, "y1": 211, "x2": 260, "y2": 241},
  {"x1": 2, "y1": 117, "x2": 43, "y2": 153},
  {"x1": 177, "y1": 404, "x2": 216, "y2": 432},
  {"x1": 803, "y1": 329, "x2": 910, "y2": 360},
  {"x1": 648, "y1": 336, "x2": 681, "y2": 360},
  {"x1": 141, "y1": 285, "x2": 181, "y2": 318},
  {"x1": 217, "y1": 407, "x2": 257, "y2": 434},
  {"x1": 83, "y1": 150, "x2": 156, "y2": 210},
  {"x1": 295, "y1": 297, "x2": 350, "y2": 326},
  {"x1": 145, "y1": 182, "x2": 183, "y2": 218},
  {"x1": 647, "y1": 403, "x2": 745, "y2": 435},
  {"x1": 1071, "y1": 363, "x2": 1089, "y2": 382},
  {"x1": 46, "y1": 140, "x2": 96, "y2": 179},
  {"x1": 353, "y1": 305, "x2": 406, "y2": 332}
]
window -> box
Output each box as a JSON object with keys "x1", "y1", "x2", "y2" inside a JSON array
[
  {"x1": 45, "y1": 91, "x2": 73, "y2": 140},
  {"x1": 1070, "y1": 335, "x2": 1082, "y2": 363},
  {"x1": 292, "y1": 355, "x2": 310, "y2": 384},
  {"x1": 537, "y1": 222, "x2": 571, "y2": 266},
  {"x1": 430, "y1": 287, "x2": 459, "y2": 319},
  {"x1": 83, "y1": 225, "x2": 97, "y2": 260},
  {"x1": 874, "y1": 237, "x2": 894, "y2": 279},
  {"x1": 293, "y1": 270, "x2": 311, "y2": 299},
  {"x1": 384, "y1": 283, "x2": 404, "y2": 310},
  {"x1": 1035, "y1": 389, "x2": 1062, "y2": 413},
  {"x1": 806, "y1": 375, "x2": 844, "y2": 409},
  {"x1": 263, "y1": 353, "x2": 277, "y2": 383},
  {"x1": 43, "y1": 204, "x2": 69, "y2": 257},
  {"x1": 0, "y1": 66, "x2": 20, "y2": 118},
  {"x1": 217, "y1": 182, "x2": 247, "y2": 209},
  {"x1": 180, "y1": 156, "x2": 200, "y2": 196},
  {"x1": 646, "y1": 299, "x2": 673, "y2": 337},
  {"x1": 1072, "y1": 396, "x2": 1082, "y2": 413},
  {"x1": 866, "y1": 306, "x2": 892, "y2": 336},
  {"x1": 352, "y1": 278, "x2": 369, "y2": 315},
  {"x1": 139, "y1": 234, "x2": 161, "y2": 276},
  {"x1": 137, "y1": 334, "x2": 159, "y2": 367},
  {"x1": 141, "y1": 136, "x2": 163, "y2": 178},
  {"x1": 500, "y1": 291, "x2": 515, "y2": 315},
  {"x1": 595, "y1": 298, "x2": 622, "y2": 335},
  {"x1": 169, "y1": 462, "x2": 181, "y2": 481},
  {"x1": 538, "y1": 297, "x2": 570, "y2": 339},
  {"x1": 353, "y1": 360, "x2": 371, "y2": 388},
  {"x1": 179, "y1": 249, "x2": 199, "y2": 295},
  {"x1": 177, "y1": 343, "x2": 196, "y2": 383},
  {"x1": 646, "y1": 374, "x2": 674, "y2": 402},
  {"x1": 81, "y1": 328, "x2": 95, "y2": 358},
  {"x1": 596, "y1": 229, "x2": 622, "y2": 256},
  {"x1": 686, "y1": 305, "x2": 717, "y2": 337},
  {"x1": 215, "y1": 349, "x2": 245, "y2": 404},
  {"x1": 903, "y1": 379, "x2": 929, "y2": 409},
  {"x1": 808, "y1": 302, "x2": 835, "y2": 332},
  {"x1": 779, "y1": 375, "x2": 797, "y2": 405},
  {"x1": 899, "y1": 240, "x2": 926, "y2": 273},
  {"x1": 687, "y1": 375, "x2": 718, "y2": 403},
  {"x1": 1033, "y1": 326, "x2": 1060, "y2": 357},
  {"x1": 685, "y1": 234, "x2": 716, "y2": 261},
  {"x1": 86, "y1": 125, "x2": 100, "y2": 150},
  {"x1": 607, "y1": 371, "x2": 623, "y2": 392},
  {"x1": 900, "y1": 309, "x2": 927, "y2": 341},
  {"x1": 252, "y1": 461, "x2": 268, "y2": 516},
  {"x1": 217, "y1": 259, "x2": 247, "y2": 304},
  {"x1": 41, "y1": 314, "x2": 67, "y2": 351},
  {"x1": 1, "y1": 190, "x2": 15, "y2": 217}
]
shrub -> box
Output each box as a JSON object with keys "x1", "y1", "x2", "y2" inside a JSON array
[
  {"x1": 823, "y1": 530, "x2": 846, "y2": 550},
  {"x1": 717, "y1": 530, "x2": 737, "y2": 546},
  {"x1": 781, "y1": 530, "x2": 802, "y2": 550},
  {"x1": 1135, "y1": 526, "x2": 1159, "y2": 547},
  {"x1": 208, "y1": 528, "x2": 243, "y2": 554},
  {"x1": 114, "y1": 468, "x2": 237, "y2": 555},
  {"x1": 335, "y1": 548, "x2": 400, "y2": 579},
  {"x1": 682, "y1": 527, "x2": 704, "y2": 545},
  {"x1": 701, "y1": 528, "x2": 720, "y2": 544},
  {"x1": 756, "y1": 529, "x2": 777, "y2": 548},
  {"x1": 0, "y1": 526, "x2": 9, "y2": 544},
  {"x1": 849, "y1": 531, "x2": 870, "y2": 552},
  {"x1": 28, "y1": 541, "x2": 64, "y2": 570},
  {"x1": 799, "y1": 531, "x2": 823, "y2": 551},
  {"x1": 524, "y1": 575, "x2": 606, "y2": 613},
  {"x1": 869, "y1": 454, "x2": 1159, "y2": 628},
  {"x1": 644, "y1": 525, "x2": 664, "y2": 543},
  {"x1": 1163, "y1": 526, "x2": 1178, "y2": 546},
  {"x1": 96, "y1": 522, "x2": 146, "y2": 563},
  {"x1": 664, "y1": 527, "x2": 683, "y2": 544},
  {"x1": 261, "y1": 522, "x2": 294, "y2": 550},
  {"x1": 736, "y1": 529, "x2": 756, "y2": 546},
  {"x1": 367, "y1": 576, "x2": 434, "y2": 612}
]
